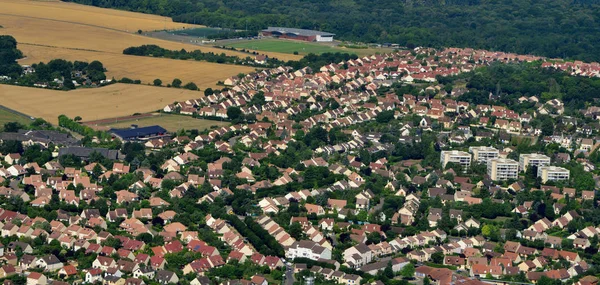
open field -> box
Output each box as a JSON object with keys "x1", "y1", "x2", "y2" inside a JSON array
[
  {"x1": 0, "y1": 84, "x2": 207, "y2": 125},
  {"x1": 223, "y1": 39, "x2": 395, "y2": 57},
  {"x1": 0, "y1": 0, "x2": 259, "y2": 87},
  {"x1": 85, "y1": 113, "x2": 229, "y2": 132},
  {"x1": 0, "y1": 107, "x2": 34, "y2": 127},
  {"x1": 0, "y1": 0, "x2": 201, "y2": 32},
  {"x1": 0, "y1": 0, "x2": 301, "y2": 64}
]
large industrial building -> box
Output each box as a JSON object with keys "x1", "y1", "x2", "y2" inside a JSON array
[
  {"x1": 110, "y1": 125, "x2": 168, "y2": 142},
  {"x1": 261, "y1": 27, "x2": 335, "y2": 42}
]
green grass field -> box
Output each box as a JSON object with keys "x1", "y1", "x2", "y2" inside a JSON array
[
  {"x1": 173, "y1": 27, "x2": 236, "y2": 38},
  {"x1": 224, "y1": 39, "x2": 393, "y2": 56},
  {"x1": 92, "y1": 114, "x2": 228, "y2": 132},
  {"x1": 0, "y1": 108, "x2": 34, "y2": 128}
]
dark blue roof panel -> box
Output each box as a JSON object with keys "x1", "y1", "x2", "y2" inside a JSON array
[{"x1": 110, "y1": 125, "x2": 167, "y2": 140}]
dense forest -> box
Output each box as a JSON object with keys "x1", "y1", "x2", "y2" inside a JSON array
[
  {"x1": 0, "y1": 35, "x2": 23, "y2": 78},
  {"x1": 64, "y1": 0, "x2": 600, "y2": 61},
  {"x1": 436, "y1": 62, "x2": 600, "y2": 113}
]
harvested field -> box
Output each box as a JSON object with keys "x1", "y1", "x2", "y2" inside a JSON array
[
  {"x1": 0, "y1": 84, "x2": 206, "y2": 125},
  {"x1": 0, "y1": 0, "x2": 199, "y2": 32},
  {"x1": 85, "y1": 113, "x2": 229, "y2": 132},
  {"x1": 0, "y1": 0, "x2": 258, "y2": 87}
]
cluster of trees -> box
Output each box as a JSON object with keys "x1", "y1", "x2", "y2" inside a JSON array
[
  {"x1": 123, "y1": 44, "x2": 272, "y2": 66},
  {"x1": 0, "y1": 35, "x2": 23, "y2": 78},
  {"x1": 1, "y1": 36, "x2": 107, "y2": 89},
  {"x1": 286, "y1": 52, "x2": 357, "y2": 71},
  {"x1": 22, "y1": 59, "x2": 107, "y2": 90},
  {"x1": 453, "y1": 62, "x2": 600, "y2": 113},
  {"x1": 224, "y1": 215, "x2": 284, "y2": 256},
  {"x1": 66, "y1": 0, "x2": 600, "y2": 62}
]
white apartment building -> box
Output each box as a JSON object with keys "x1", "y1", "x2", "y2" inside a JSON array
[
  {"x1": 285, "y1": 240, "x2": 331, "y2": 261},
  {"x1": 440, "y1": 150, "x2": 471, "y2": 170},
  {"x1": 487, "y1": 158, "x2": 519, "y2": 181},
  {"x1": 538, "y1": 166, "x2": 570, "y2": 183},
  {"x1": 469, "y1": 146, "x2": 499, "y2": 164},
  {"x1": 519, "y1": 153, "x2": 551, "y2": 172}
]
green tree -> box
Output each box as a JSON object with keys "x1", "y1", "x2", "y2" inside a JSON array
[
  {"x1": 3, "y1": 122, "x2": 24, "y2": 133},
  {"x1": 183, "y1": 82, "x2": 198, "y2": 90},
  {"x1": 227, "y1": 106, "x2": 242, "y2": 121},
  {"x1": 153, "y1": 78, "x2": 162, "y2": 86},
  {"x1": 400, "y1": 263, "x2": 415, "y2": 279},
  {"x1": 171, "y1": 78, "x2": 182, "y2": 88}
]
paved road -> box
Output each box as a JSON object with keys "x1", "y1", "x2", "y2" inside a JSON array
[{"x1": 284, "y1": 263, "x2": 294, "y2": 285}]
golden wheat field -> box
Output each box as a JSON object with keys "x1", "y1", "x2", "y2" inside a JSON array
[
  {"x1": 0, "y1": 0, "x2": 300, "y2": 60},
  {"x1": 0, "y1": 0, "x2": 198, "y2": 32},
  {"x1": 0, "y1": 84, "x2": 207, "y2": 125},
  {"x1": 0, "y1": 0, "x2": 290, "y2": 88}
]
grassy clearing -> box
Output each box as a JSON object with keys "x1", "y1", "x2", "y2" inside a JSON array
[
  {"x1": 90, "y1": 114, "x2": 229, "y2": 132},
  {"x1": 224, "y1": 39, "x2": 394, "y2": 56},
  {"x1": 0, "y1": 108, "x2": 33, "y2": 127}
]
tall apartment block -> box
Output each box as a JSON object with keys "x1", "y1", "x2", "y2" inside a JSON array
[
  {"x1": 537, "y1": 166, "x2": 570, "y2": 183},
  {"x1": 519, "y1": 153, "x2": 551, "y2": 172},
  {"x1": 487, "y1": 158, "x2": 519, "y2": 180},
  {"x1": 469, "y1": 146, "x2": 499, "y2": 164},
  {"x1": 440, "y1": 150, "x2": 472, "y2": 171}
]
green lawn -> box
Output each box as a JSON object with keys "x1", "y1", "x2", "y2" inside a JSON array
[
  {"x1": 93, "y1": 114, "x2": 228, "y2": 132},
  {"x1": 0, "y1": 108, "x2": 33, "y2": 128},
  {"x1": 226, "y1": 39, "x2": 341, "y2": 55},
  {"x1": 225, "y1": 39, "x2": 393, "y2": 56}
]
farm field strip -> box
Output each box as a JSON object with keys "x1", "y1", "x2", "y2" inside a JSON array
[
  {"x1": 0, "y1": 84, "x2": 206, "y2": 125},
  {"x1": 0, "y1": 0, "x2": 200, "y2": 32}
]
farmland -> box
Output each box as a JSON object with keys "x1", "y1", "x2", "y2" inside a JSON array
[
  {"x1": 0, "y1": 84, "x2": 206, "y2": 125},
  {"x1": 0, "y1": 0, "x2": 199, "y2": 32},
  {"x1": 85, "y1": 113, "x2": 229, "y2": 132},
  {"x1": 223, "y1": 39, "x2": 393, "y2": 57},
  {"x1": 0, "y1": 0, "x2": 257, "y2": 87}
]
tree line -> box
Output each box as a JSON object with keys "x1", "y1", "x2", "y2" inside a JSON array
[
  {"x1": 66, "y1": 0, "x2": 600, "y2": 62},
  {"x1": 123, "y1": 44, "x2": 272, "y2": 67}
]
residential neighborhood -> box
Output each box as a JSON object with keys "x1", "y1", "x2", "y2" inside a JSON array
[{"x1": 1, "y1": 44, "x2": 600, "y2": 285}]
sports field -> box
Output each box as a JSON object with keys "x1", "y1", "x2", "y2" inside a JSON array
[
  {"x1": 87, "y1": 114, "x2": 229, "y2": 132},
  {"x1": 224, "y1": 39, "x2": 394, "y2": 56},
  {"x1": 0, "y1": 84, "x2": 206, "y2": 125}
]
